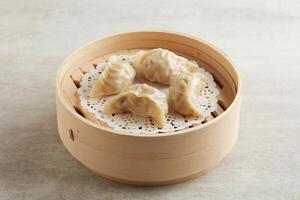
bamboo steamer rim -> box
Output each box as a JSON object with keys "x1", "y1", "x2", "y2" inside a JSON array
[{"x1": 56, "y1": 30, "x2": 242, "y2": 138}]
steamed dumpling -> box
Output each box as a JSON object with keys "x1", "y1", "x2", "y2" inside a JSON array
[
  {"x1": 89, "y1": 55, "x2": 136, "y2": 98},
  {"x1": 132, "y1": 48, "x2": 198, "y2": 85},
  {"x1": 104, "y1": 84, "x2": 168, "y2": 127},
  {"x1": 169, "y1": 73, "x2": 208, "y2": 117}
]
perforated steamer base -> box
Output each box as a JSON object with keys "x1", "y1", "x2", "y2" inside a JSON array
[
  {"x1": 56, "y1": 31, "x2": 241, "y2": 186},
  {"x1": 66, "y1": 49, "x2": 230, "y2": 128},
  {"x1": 76, "y1": 49, "x2": 221, "y2": 133}
]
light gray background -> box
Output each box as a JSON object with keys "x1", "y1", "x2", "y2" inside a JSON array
[{"x1": 0, "y1": 0, "x2": 299, "y2": 199}]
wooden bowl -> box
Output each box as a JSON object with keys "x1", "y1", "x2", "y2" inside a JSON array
[{"x1": 56, "y1": 31, "x2": 241, "y2": 186}]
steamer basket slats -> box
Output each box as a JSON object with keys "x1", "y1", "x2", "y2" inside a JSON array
[
  {"x1": 56, "y1": 31, "x2": 241, "y2": 186},
  {"x1": 68, "y1": 50, "x2": 228, "y2": 125},
  {"x1": 114, "y1": 49, "x2": 131, "y2": 59},
  {"x1": 70, "y1": 69, "x2": 83, "y2": 88},
  {"x1": 90, "y1": 57, "x2": 105, "y2": 66},
  {"x1": 102, "y1": 53, "x2": 115, "y2": 62},
  {"x1": 79, "y1": 63, "x2": 95, "y2": 74}
]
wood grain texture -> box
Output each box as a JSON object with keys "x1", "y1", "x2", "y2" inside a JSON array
[
  {"x1": 57, "y1": 31, "x2": 241, "y2": 185},
  {"x1": 0, "y1": 0, "x2": 299, "y2": 199}
]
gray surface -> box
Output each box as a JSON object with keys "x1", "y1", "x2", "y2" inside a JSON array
[{"x1": 0, "y1": 0, "x2": 300, "y2": 199}]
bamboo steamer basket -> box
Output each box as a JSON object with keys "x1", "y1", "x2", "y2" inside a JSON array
[{"x1": 56, "y1": 31, "x2": 241, "y2": 186}]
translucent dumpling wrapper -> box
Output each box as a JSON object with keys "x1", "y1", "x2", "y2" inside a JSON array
[
  {"x1": 132, "y1": 48, "x2": 198, "y2": 85},
  {"x1": 89, "y1": 55, "x2": 136, "y2": 98},
  {"x1": 104, "y1": 84, "x2": 168, "y2": 127},
  {"x1": 169, "y1": 73, "x2": 208, "y2": 117}
]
